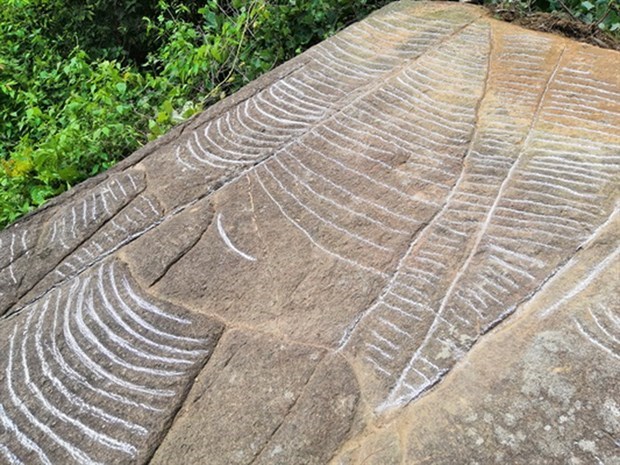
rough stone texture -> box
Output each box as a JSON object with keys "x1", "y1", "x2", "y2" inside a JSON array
[
  {"x1": 332, "y1": 213, "x2": 620, "y2": 464},
  {"x1": 0, "y1": 1, "x2": 619, "y2": 464},
  {"x1": 0, "y1": 259, "x2": 223, "y2": 464}
]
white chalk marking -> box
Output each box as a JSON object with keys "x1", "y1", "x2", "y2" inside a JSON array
[
  {"x1": 6, "y1": 327, "x2": 103, "y2": 465},
  {"x1": 574, "y1": 317, "x2": 620, "y2": 361},
  {"x1": 216, "y1": 213, "x2": 257, "y2": 262},
  {"x1": 541, "y1": 246, "x2": 620, "y2": 318},
  {"x1": 0, "y1": 403, "x2": 51, "y2": 465},
  {"x1": 20, "y1": 311, "x2": 139, "y2": 456}
]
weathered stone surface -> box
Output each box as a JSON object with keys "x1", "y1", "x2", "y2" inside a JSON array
[
  {"x1": 0, "y1": 258, "x2": 223, "y2": 464},
  {"x1": 332, "y1": 213, "x2": 620, "y2": 464},
  {"x1": 150, "y1": 334, "x2": 360, "y2": 465},
  {"x1": 1, "y1": 1, "x2": 619, "y2": 464}
]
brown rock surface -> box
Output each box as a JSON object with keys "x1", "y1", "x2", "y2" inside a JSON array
[{"x1": 0, "y1": 2, "x2": 618, "y2": 464}]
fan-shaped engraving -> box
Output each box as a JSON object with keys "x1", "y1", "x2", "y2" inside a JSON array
[
  {"x1": 0, "y1": 260, "x2": 223, "y2": 464},
  {"x1": 20, "y1": 193, "x2": 164, "y2": 306},
  {"x1": 0, "y1": 2, "x2": 618, "y2": 463},
  {"x1": 0, "y1": 170, "x2": 153, "y2": 317},
  {"x1": 172, "y1": 7, "x2": 482, "y2": 179},
  {"x1": 248, "y1": 22, "x2": 491, "y2": 278},
  {"x1": 40, "y1": 171, "x2": 144, "y2": 254},
  {"x1": 339, "y1": 30, "x2": 620, "y2": 411}
]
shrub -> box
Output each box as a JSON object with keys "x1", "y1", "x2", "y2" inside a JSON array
[{"x1": 0, "y1": 0, "x2": 394, "y2": 228}]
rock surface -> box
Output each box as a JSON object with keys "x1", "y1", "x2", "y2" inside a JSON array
[{"x1": 0, "y1": 2, "x2": 619, "y2": 464}]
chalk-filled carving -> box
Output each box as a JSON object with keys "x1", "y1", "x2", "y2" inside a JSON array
[{"x1": 0, "y1": 2, "x2": 618, "y2": 463}]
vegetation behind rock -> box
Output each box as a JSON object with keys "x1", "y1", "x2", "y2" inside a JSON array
[{"x1": 0, "y1": 0, "x2": 617, "y2": 228}]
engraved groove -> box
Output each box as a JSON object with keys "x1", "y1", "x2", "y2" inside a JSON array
[{"x1": 0, "y1": 260, "x2": 219, "y2": 464}]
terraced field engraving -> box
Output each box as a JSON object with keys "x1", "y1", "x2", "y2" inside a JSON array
[{"x1": 0, "y1": 2, "x2": 619, "y2": 464}]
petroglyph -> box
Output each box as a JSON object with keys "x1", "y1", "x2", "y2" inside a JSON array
[
  {"x1": 574, "y1": 304, "x2": 620, "y2": 361},
  {"x1": 21, "y1": 193, "x2": 164, "y2": 304},
  {"x1": 340, "y1": 31, "x2": 620, "y2": 411},
  {"x1": 40, "y1": 171, "x2": 145, "y2": 254},
  {"x1": 0, "y1": 259, "x2": 222, "y2": 464},
  {"x1": 1, "y1": 169, "x2": 152, "y2": 317},
  {"x1": 0, "y1": 2, "x2": 618, "y2": 463},
  {"x1": 216, "y1": 214, "x2": 256, "y2": 262},
  {"x1": 0, "y1": 232, "x2": 30, "y2": 298}
]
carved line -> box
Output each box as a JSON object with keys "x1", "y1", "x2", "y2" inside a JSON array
[{"x1": 216, "y1": 213, "x2": 257, "y2": 262}]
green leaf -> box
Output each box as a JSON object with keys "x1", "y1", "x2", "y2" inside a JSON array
[
  {"x1": 30, "y1": 185, "x2": 54, "y2": 205},
  {"x1": 581, "y1": 1, "x2": 595, "y2": 10},
  {"x1": 115, "y1": 82, "x2": 127, "y2": 94},
  {"x1": 57, "y1": 166, "x2": 80, "y2": 182},
  {"x1": 211, "y1": 46, "x2": 223, "y2": 63},
  {"x1": 162, "y1": 99, "x2": 173, "y2": 116}
]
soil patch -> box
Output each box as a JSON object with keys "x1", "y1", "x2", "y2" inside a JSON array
[{"x1": 485, "y1": 4, "x2": 620, "y2": 51}]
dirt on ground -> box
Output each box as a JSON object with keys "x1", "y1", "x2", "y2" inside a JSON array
[{"x1": 485, "y1": 4, "x2": 620, "y2": 51}]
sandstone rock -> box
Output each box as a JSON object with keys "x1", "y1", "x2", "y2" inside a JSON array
[
  {"x1": 0, "y1": 1, "x2": 618, "y2": 464},
  {"x1": 332, "y1": 212, "x2": 620, "y2": 464}
]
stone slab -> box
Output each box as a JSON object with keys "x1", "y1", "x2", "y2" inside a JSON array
[{"x1": 0, "y1": 1, "x2": 618, "y2": 464}]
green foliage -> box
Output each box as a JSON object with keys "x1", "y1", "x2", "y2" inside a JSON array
[
  {"x1": 0, "y1": 0, "x2": 392, "y2": 228},
  {"x1": 0, "y1": 1, "x2": 148, "y2": 225},
  {"x1": 0, "y1": 29, "x2": 148, "y2": 224},
  {"x1": 142, "y1": 0, "x2": 391, "y2": 137},
  {"x1": 554, "y1": 0, "x2": 620, "y2": 32},
  {"x1": 5, "y1": 0, "x2": 173, "y2": 63}
]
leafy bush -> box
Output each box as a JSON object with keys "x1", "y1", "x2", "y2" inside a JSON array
[
  {"x1": 553, "y1": 0, "x2": 619, "y2": 32},
  {"x1": 0, "y1": 0, "x2": 391, "y2": 228},
  {"x1": 0, "y1": 18, "x2": 149, "y2": 223}
]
